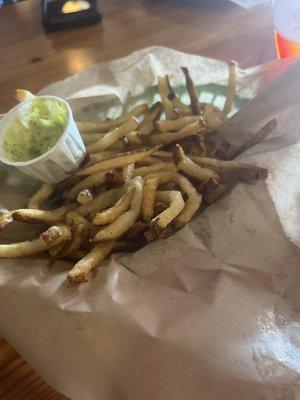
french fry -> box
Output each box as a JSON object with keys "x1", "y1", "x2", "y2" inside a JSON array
[
  {"x1": 67, "y1": 171, "x2": 107, "y2": 200},
  {"x1": 190, "y1": 155, "x2": 268, "y2": 181},
  {"x1": 125, "y1": 131, "x2": 142, "y2": 145},
  {"x1": 92, "y1": 187, "x2": 133, "y2": 225},
  {"x1": 144, "y1": 171, "x2": 202, "y2": 227},
  {"x1": 203, "y1": 104, "x2": 224, "y2": 129},
  {"x1": 15, "y1": 89, "x2": 35, "y2": 102},
  {"x1": 123, "y1": 163, "x2": 135, "y2": 183},
  {"x1": 76, "y1": 103, "x2": 148, "y2": 133},
  {"x1": 157, "y1": 76, "x2": 174, "y2": 119},
  {"x1": 223, "y1": 61, "x2": 238, "y2": 115},
  {"x1": 68, "y1": 241, "x2": 114, "y2": 284},
  {"x1": 28, "y1": 184, "x2": 54, "y2": 209},
  {"x1": 151, "y1": 190, "x2": 184, "y2": 230},
  {"x1": 166, "y1": 75, "x2": 190, "y2": 115},
  {"x1": 0, "y1": 213, "x2": 14, "y2": 231},
  {"x1": 77, "y1": 188, "x2": 123, "y2": 217},
  {"x1": 65, "y1": 210, "x2": 94, "y2": 231},
  {"x1": 76, "y1": 145, "x2": 161, "y2": 176},
  {"x1": 148, "y1": 121, "x2": 206, "y2": 145},
  {"x1": 134, "y1": 162, "x2": 176, "y2": 177},
  {"x1": 174, "y1": 144, "x2": 220, "y2": 182},
  {"x1": 86, "y1": 118, "x2": 138, "y2": 153},
  {"x1": 140, "y1": 102, "x2": 162, "y2": 127},
  {"x1": 77, "y1": 189, "x2": 93, "y2": 205},
  {"x1": 142, "y1": 177, "x2": 159, "y2": 222},
  {"x1": 81, "y1": 133, "x2": 104, "y2": 145},
  {"x1": 155, "y1": 116, "x2": 202, "y2": 132},
  {"x1": 93, "y1": 177, "x2": 143, "y2": 241},
  {"x1": 12, "y1": 204, "x2": 76, "y2": 224},
  {"x1": 62, "y1": 224, "x2": 90, "y2": 257},
  {"x1": 181, "y1": 67, "x2": 201, "y2": 115},
  {"x1": 88, "y1": 149, "x2": 120, "y2": 163},
  {"x1": 135, "y1": 156, "x2": 161, "y2": 166},
  {"x1": 0, "y1": 225, "x2": 71, "y2": 258}
]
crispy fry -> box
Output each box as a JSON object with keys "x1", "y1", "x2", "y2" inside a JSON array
[
  {"x1": 181, "y1": 67, "x2": 200, "y2": 115},
  {"x1": 12, "y1": 204, "x2": 76, "y2": 224},
  {"x1": 203, "y1": 104, "x2": 225, "y2": 129},
  {"x1": 134, "y1": 162, "x2": 177, "y2": 177},
  {"x1": 77, "y1": 188, "x2": 123, "y2": 217},
  {"x1": 65, "y1": 210, "x2": 94, "y2": 231},
  {"x1": 92, "y1": 187, "x2": 133, "y2": 225},
  {"x1": 77, "y1": 189, "x2": 93, "y2": 205},
  {"x1": 123, "y1": 163, "x2": 135, "y2": 183},
  {"x1": 148, "y1": 121, "x2": 206, "y2": 145},
  {"x1": 223, "y1": 61, "x2": 237, "y2": 115},
  {"x1": 157, "y1": 76, "x2": 174, "y2": 119},
  {"x1": 142, "y1": 177, "x2": 159, "y2": 222},
  {"x1": 151, "y1": 190, "x2": 184, "y2": 230},
  {"x1": 86, "y1": 118, "x2": 138, "y2": 153},
  {"x1": 88, "y1": 149, "x2": 120, "y2": 163},
  {"x1": 81, "y1": 133, "x2": 104, "y2": 145},
  {"x1": 190, "y1": 155, "x2": 268, "y2": 181},
  {"x1": 174, "y1": 145, "x2": 220, "y2": 182},
  {"x1": 28, "y1": 184, "x2": 54, "y2": 209},
  {"x1": 63, "y1": 224, "x2": 90, "y2": 256},
  {"x1": 93, "y1": 177, "x2": 143, "y2": 241},
  {"x1": 76, "y1": 104, "x2": 148, "y2": 133},
  {"x1": 15, "y1": 89, "x2": 35, "y2": 102},
  {"x1": 0, "y1": 213, "x2": 13, "y2": 231},
  {"x1": 0, "y1": 225, "x2": 71, "y2": 258},
  {"x1": 135, "y1": 156, "x2": 161, "y2": 166},
  {"x1": 68, "y1": 242, "x2": 114, "y2": 284},
  {"x1": 155, "y1": 116, "x2": 202, "y2": 132},
  {"x1": 140, "y1": 102, "x2": 162, "y2": 127},
  {"x1": 77, "y1": 145, "x2": 161, "y2": 176},
  {"x1": 144, "y1": 171, "x2": 202, "y2": 227},
  {"x1": 67, "y1": 171, "x2": 107, "y2": 200},
  {"x1": 166, "y1": 75, "x2": 190, "y2": 115}
]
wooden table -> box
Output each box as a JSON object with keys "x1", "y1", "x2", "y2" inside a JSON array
[{"x1": 0, "y1": 0, "x2": 275, "y2": 398}]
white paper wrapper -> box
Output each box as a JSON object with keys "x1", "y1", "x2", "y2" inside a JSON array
[{"x1": 0, "y1": 47, "x2": 299, "y2": 400}]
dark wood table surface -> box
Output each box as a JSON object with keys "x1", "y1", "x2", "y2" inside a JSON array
[{"x1": 0, "y1": 0, "x2": 275, "y2": 399}]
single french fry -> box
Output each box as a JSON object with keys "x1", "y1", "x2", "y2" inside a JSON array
[
  {"x1": 144, "y1": 171, "x2": 202, "y2": 227},
  {"x1": 123, "y1": 163, "x2": 135, "y2": 183},
  {"x1": 76, "y1": 103, "x2": 148, "y2": 133},
  {"x1": 0, "y1": 225, "x2": 71, "y2": 258},
  {"x1": 166, "y1": 75, "x2": 190, "y2": 115},
  {"x1": 125, "y1": 131, "x2": 142, "y2": 145},
  {"x1": 181, "y1": 67, "x2": 201, "y2": 115},
  {"x1": 135, "y1": 156, "x2": 161, "y2": 166},
  {"x1": 174, "y1": 145, "x2": 220, "y2": 182},
  {"x1": 81, "y1": 133, "x2": 104, "y2": 145},
  {"x1": 86, "y1": 118, "x2": 138, "y2": 153},
  {"x1": 0, "y1": 213, "x2": 14, "y2": 231},
  {"x1": 140, "y1": 102, "x2": 163, "y2": 128},
  {"x1": 155, "y1": 116, "x2": 201, "y2": 132},
  {"x1": 93, "y1": 177, "x2": 143, "y2": 241},
  {"x1": 148, "y1": 121, "x2": 206, "y2": 145},
  {"x1": 12, "y1": 204, "x2": 76, "y2": 224},
  {"x1": 92, "y1": 187, "x2": 133, "y2": 225},
  {"x1": 15, "y1": 89, "x2": 35, "y2": 102},
  {"x1": 28, "y1": 184, "x2": 54, "y2": 210},
  {"x1": 203, "y1": 104, "x2": 225, "y2": 129},
  {"x1": 190, "y1": 155, "x2": 268, "y2": 181},
  {"x1": 68, "y1": 241, "x2": 114, "y2": 284},
  {"x1": 63, "y1": 224, "x2": 90, "y2": 256},
  {"x1": 76, "y1": 145, "x2": 161, "y2": 176},
  {"x1": 153, "y1": 150, "x2": 173, "y2": 159},
  {"x1": 67, "y1": 171, "x2": 107, "y2": 200},
  {"x1": 157, "y1": 76, "x2": 174, "y2": 119},
  {"x1": 223, "y1": 61, "x2": 238, "y2": 115},
  {"x1": 77, "y1": 188, "x2": 123, "y2": 217},
  {"x1": 77, "y1": 189, "x2": 93, "y2": 205},
  {"x1": 88, "y1": 149, "x2": 120, "y2": 163},
  {"x1": 142, "y1": 177, "x2": 159, "y2": 222},
  {"x1": 151, "y1": 190, "x2": 184, "y2": 230},
  {"x1": 65, "y1": 210, "x2": 94, "y2": 231},
  {"x1": 134, "y1": 162, "x2": 177, "y2": 177}
]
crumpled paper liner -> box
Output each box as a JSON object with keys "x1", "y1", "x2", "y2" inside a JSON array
[{"x1": 0, "y1": 47, "x2": 299, "y2": 400}]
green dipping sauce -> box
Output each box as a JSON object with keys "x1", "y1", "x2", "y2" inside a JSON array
[{"x1": 3, "y1": 98, "x2": 68, "y2": 162}]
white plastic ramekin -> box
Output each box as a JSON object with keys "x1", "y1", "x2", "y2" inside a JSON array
[{"x1": 0, "y1": 96, "x2": 86, "y2": 183}]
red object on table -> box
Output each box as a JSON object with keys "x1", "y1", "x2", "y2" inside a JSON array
[{"x1": 274, "y1": 30, "x2": 300, "y2": 59}]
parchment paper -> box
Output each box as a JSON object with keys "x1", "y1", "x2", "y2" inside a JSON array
[{"x1": 0, "y1": 47, "x2": 299, "y2": 400}]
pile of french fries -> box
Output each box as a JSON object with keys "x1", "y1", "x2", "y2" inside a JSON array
[{"x1": 0, "y1": 64, "x2": 269, "y2": 284}]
